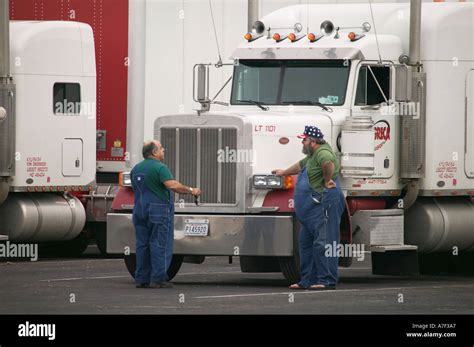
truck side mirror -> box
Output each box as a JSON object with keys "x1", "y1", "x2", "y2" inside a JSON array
[
  {"x1": 193, "y1": 64, "x2": 211, "y2": 113},
  {"x1": 194, "y1": 64, "x2": 209, "y2": 103}
]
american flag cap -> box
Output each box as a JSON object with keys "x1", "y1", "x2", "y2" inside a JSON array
[{"x1": 297, "y1": 125, "x2": 324, "y2": 139}]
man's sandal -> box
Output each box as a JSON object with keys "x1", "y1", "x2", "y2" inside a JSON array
[{"x1": 288, "y1": 283, "x2": 306, "y2": 290}]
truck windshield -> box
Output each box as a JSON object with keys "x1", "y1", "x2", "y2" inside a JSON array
[{"x1": 231, "y1": 60, "x2": 350, "y2": 106}]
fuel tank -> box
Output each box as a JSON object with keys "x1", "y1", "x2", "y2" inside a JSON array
[
  {"x1": 0, "y1": 193, "x2": 85, "y2": 242},
  {"x1": 404, "y1": 197, "x2": 474, "y2": 253}
]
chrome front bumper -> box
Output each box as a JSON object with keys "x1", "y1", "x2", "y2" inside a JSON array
[{"x1": 107, "y1": 213, "x2": 295, "y2": 256}]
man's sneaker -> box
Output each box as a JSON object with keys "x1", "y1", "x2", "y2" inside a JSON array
[
  {"x1": 150, "y1": 282, "x2": 173, "y2": 289},
  {"x1": 136, "y1": 283, "x2": 150, "y2": 288}
]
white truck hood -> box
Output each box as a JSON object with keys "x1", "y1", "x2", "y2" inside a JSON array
[{"x1": 229, "y1": 110, "x2": 336, "y2": 174}]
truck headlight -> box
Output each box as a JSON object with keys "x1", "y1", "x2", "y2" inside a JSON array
[
  {"x1": 253, "y1": 175, "x2": 268, "y2": 187},
  {"x1": 266, "y1": 176, "x2": 282, "y2": 187},
  {"x1": 252, "y1": 175, "x2": 283, "y2": 189},
  {"x1": 119, "y1": 172, "x2": 132, "y2": 187}
]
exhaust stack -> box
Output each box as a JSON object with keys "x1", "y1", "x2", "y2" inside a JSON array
[
  {"x1": 0, "y1": 0, "x2": 10, "y2": 81},
  {"x1": 248, "y1": 0, "x2": 259, "y2": 32},
  {"x1": 400, "y1": 0, "x2": 425, "y2": 209},
  {"x1": 408, "y1": 0, "x2": 422, "y2": 67}
]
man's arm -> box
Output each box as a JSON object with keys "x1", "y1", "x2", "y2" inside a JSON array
[
  {"x1": 272, "y1": 161, "x2": 302, "y2": 176},
  {"x1": 322, "y1": 161, "x2": 336, "y2": 188},
  {"x1": 164, "y1": 180, "x2": 201, "y2": 196}
]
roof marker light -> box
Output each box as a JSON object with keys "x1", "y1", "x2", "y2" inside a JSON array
[
  {"x1": 348, "y1": 32, "x2": 365, "y2": 42},
  {"x1": 307, "y1": 33, "x2": 324, "y2": 43},
  {"x1": 244, "y1": 32, "x2": 263, "y2": 42}
]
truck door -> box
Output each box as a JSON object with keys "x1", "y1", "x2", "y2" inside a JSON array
[
  {"x1": 351, "y1": 62, "x2": 396, "y2": 179},
  {"x1": 465, "y1": 70, "x2": 474, "y2": 178},
  {"x1": 62, "y1": 139, "x2": 83, "y2": 177}
]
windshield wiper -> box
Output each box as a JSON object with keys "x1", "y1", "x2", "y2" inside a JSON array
[
  {"x1": 236, "y1": 99, "x2": 269, "y2": 111},
  {"x1": 282, "y1": 100, "x2": 331, "y2": 112}
]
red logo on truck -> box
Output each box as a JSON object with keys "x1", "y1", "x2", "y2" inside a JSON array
[{"x1": 374, "y1": 120, "x2": 390, "y2": 151}]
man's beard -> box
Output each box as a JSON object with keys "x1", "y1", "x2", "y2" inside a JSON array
[{"x1": 302, "y1": 145, "x2": 314, "y2": 155}]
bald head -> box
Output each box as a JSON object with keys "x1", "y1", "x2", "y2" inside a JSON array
[{"x1": 142, "y1": 140, "x2": 163, "y2": 159}]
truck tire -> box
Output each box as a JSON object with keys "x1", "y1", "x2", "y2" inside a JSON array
[
  {"x1": 39, "y1": 233, "x2": 90, "y2": 258},
  {"x1": 124, "y1": 254, "x2": 184, "y2": 281},
  {"x1": 91, "y1": 222, "x2": 107, "y2": 255},
  {"x1": 279, "y1": 225, "x2": 351, "y2": 282},
  {"x1": 279, "y1": 256, "x2": 301, "y2": 284},
  {"x1": 240, "y1": 256, "x2": 281, "y2": 272},
  {"x1": 279, "y1": 219, "x2": 301, "y2": 284}
]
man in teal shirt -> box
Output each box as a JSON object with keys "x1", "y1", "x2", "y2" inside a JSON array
[
  {"x1": 273, "y1": 126, "x2": 345, "y2": 290},
  {"x1": 131, "y1": 140, "x2": 201, "y2": 288}
]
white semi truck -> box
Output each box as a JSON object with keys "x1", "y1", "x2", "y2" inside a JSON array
[
  {"x1": 0, "y1": 0, "x2": 96, "y2": 254},
  {"x1": 0, "y1": 0, "x2": 137, "y2": 256},
  {"x1": 108, "y1": 1, "x2": 474, "y2": 281}
]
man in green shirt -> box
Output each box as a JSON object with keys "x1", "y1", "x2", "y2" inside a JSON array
[
  {"x1": 273, "y1": 126, "x2": 345, "y2": 290},
  {"x1": 131, "y1": 140, "x2": 201, "y2": 288}
]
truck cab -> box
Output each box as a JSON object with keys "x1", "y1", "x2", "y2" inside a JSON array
[
  {"x1": 0, "y1": 20, "x2": 96, "y2": 245},
  {"x1": 108, "y1": 2, "x2": 474, "y2": 281}
]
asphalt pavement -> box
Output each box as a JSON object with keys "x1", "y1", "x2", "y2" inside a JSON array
[{"x1": 0, "y1": 245, "x2": 473, "y2": 315}]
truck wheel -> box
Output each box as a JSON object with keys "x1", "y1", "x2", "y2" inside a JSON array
[
  {"x1": 91, "y1": 222, "x2": 107, "y2": 255},
  {"x1": 279, "y1": 220, "x2": 301, "y2": 284},
  {"x1": 279, "y1": 256, "x2": 301, "y2": 284},
  {"x1": 124, "y1": 254, "x2": 184, "y2": 281},
  {"x1": 39, "y1": 233, "x2": 90, "y2": 258},
  {"x1": 338, "y1": 241, "x2": 353, "y2": 267}
]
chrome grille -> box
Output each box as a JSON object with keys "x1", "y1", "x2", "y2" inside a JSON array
[{"x1": 160, "y1": 127, "x2": 237, "y2": 204}]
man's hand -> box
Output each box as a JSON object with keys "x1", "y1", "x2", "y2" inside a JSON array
[
  {"x1": 325, "y1": 179, "x2": 336, "y2": 189},
  {"x1": 272, "y1": 169, "x2": 285, "y2": 176},
  {"x1": 191, "y1": 188, "x2": 202, "y2": 196}
]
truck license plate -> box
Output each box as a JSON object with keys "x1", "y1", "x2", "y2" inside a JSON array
[{"x1": 184, "y1": 219, "x2": 209, "y2": 237}]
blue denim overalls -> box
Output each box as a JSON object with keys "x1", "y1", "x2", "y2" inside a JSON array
[
  {"x1": 294, "y1": 167, "x2": 345, "y2": 288},
  {"x1": 132, "y1": 161, "x2": 175, "y2": 285}
]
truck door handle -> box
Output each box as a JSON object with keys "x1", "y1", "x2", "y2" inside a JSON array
[{"x1": 75, "y1": 159, "x2": 80, "y2": 168}]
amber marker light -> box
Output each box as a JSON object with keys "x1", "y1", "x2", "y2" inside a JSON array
[
  {"x1": 288, "y1": 33, "x2": 296, "y2": 42},
  {"x1": 308, "y1": 33, "x2": 316, "y2": 42},
  {"x1": 348, "y1": 32, "x2": 356, "y2": 41},
  {"x1": 244, "y1": 33, "x2": 252, "y2": 41},
  {"x1": 273, "y1": 33, "x2": 281, "y2": 41},
  {"x1": 284, "y1": 176, "x2": 295, "y2": 190}
]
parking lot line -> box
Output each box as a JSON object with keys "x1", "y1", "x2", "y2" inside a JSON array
[
  {"x1": 178, "y1": 270, "x2": 243, "y2": 276},
  {"x1": 194, "y1": 284, "x2": 474, "y2": 299},
  {"x1": 39, "y1": 275, "x2": 129, "y2": 282},
  {"x1": 39, "y1": 271, "x2": 243, "y2": 282}
]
